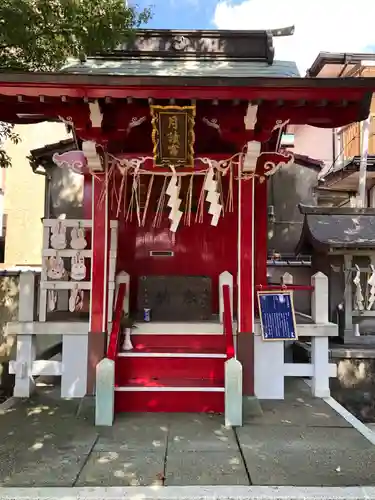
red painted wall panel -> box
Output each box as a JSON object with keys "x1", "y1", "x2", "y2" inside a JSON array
[{"x1": 112, "y1": 176, "x2": 239, "y2": 317}]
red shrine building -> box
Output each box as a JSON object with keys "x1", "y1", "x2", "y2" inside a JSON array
[{"x1": 4, "y1": 29, "x2": 375, "y2": 421}]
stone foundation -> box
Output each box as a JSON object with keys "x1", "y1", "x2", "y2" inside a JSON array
[{"x1": 292, "y1": 342, "x2": 375, "y2": 423}]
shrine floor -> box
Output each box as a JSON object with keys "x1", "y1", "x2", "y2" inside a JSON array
[{"x1": 0, "y1": 379, "x2": 374, "y2": 490}]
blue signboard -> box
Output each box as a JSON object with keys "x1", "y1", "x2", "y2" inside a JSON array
[{"x1": 257, "y1": 291, "x2": 298, "y2": 341}]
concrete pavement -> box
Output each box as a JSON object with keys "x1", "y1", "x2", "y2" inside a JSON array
[{"x1": 0, "y1": 379, "x2": 374, "y2": 488}]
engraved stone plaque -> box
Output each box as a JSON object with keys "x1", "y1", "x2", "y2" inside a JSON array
[{"x1": 137, "y1": 275, "x2": 212, "y2": 321}]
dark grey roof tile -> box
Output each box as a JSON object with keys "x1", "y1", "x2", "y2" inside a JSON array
[
  {"x1": 62, "y1": 58, "x2": 300, "y2": 78},
  {"x1": 296, "y1": 211, "x2": 375, "y2": 253}
]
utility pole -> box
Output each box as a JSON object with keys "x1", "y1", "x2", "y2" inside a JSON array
[{"x1": 357, "y1": 114, "x2": 371, "y2": 208}]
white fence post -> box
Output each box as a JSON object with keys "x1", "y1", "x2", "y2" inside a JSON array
[
  {"x1": 281, "y1": 272, "x2": 294, "y2": 362},
  {"x1": 219, "y1": 271, "x2": 233, "y2": 323},
  {"x1": 311, "y1": 272, "x2": 329, "y2": 324},
  {"x1": 116, "y1": 271, "x2": 130, "y2": 315},
  {"x1": 95, "y1": 358, "x2": 115, "y2": 426},
  {"x1": 311, "y1": 272, "x2": 331, "y2": 397},
  {"x1": 311, "y1": 336, "x2": 331, "y2": 398},
  {"x1": 13, "y1": 272, "x2": 36, "y2": 397},
  {"x1": 225, "y1": 357, "x2": 243, "y2": 427},
  {"x1": 61, "y1": 333, "x2": 88, "y2": 398},
  {"x1": 107, "y1": 224, "x2": 119, "y2": 323}
]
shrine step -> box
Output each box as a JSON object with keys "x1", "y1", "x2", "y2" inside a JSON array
[
  {"x1": 115, "y1": 332, "x2": 226, "y2": 413},
  {"x1": 134, "y1": 322, "x2": 224, "y2": 335},
  {"x1": 122, "y1": 334, "x2": 226, "y2": 352},
  {"x1": 116, "y1": 377, "x2": 224, "y2": 388},
  {"x1": 115, "y1": 355, "x2": 225, "y2": 384},
  {"x1": 114, "y1": 381, "x2": 224, "y2": 413}
]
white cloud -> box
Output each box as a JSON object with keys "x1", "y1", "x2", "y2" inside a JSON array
[{"x1": 213, "y1": 0, "x2": 375, "y2": 74}]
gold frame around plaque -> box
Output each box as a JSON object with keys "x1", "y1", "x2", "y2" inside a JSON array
[{"x1": 150, "y1": 105, "x2": 196, "y2": 167}]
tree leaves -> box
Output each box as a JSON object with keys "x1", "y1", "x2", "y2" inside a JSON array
[
  {"x1": 0, "y1": 0, "x2": 152, "y2": 166},
  {"x1": 0, "y1": 0, "x2": 152, "y2": 71},
  {"x1": 0, "y1": 124, "x2": 20, "y2": 169}
]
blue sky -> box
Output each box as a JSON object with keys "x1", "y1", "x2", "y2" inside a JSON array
[{"x1": 137, "y1": 0, "x2": 219, "y2": 30}]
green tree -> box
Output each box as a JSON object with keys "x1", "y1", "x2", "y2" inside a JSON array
[{"x1": 0, "y1": 0, "x2": 152, "y2": 166}]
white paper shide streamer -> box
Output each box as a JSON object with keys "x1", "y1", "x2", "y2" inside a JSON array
[
  {"x1": 166, "y1": 175, "x2": 183, "y2": 233},
  {"x1": 367, "y1": 264, "x2": 375, "y2": 310},
  {"x1": 204, "y1": 166, "x2": 222, "y2": 226},
  {"x1": 353, "y1": 264, "x2": 364, "y2": 311}
]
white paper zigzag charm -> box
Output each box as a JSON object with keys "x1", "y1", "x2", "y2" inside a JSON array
[
  {"x1": 166, "y1": 176, "x2": 183, "y2": 233},
  {"x1": 367, "y1": 264, "x2": 375, "y2": 310},
  {"x1": 204, "y1": 167, "x2": 222, "y2": 226},
  {"x1": 353, "y1": 265, "x2": 364, "y2": 311}
]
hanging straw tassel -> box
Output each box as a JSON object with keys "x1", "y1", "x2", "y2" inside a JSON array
[
  {"x1": 183, "y1": 177, "x2": 188, "y2": 226},
  {"x1": 112, "y1": 167, "x2": 122, "y2": 213},
  {"x1": 134, "y1": 175, "x2": 141, "y2": 226},
  {"x1": 226, "y1": 162, "x2": 234, "y2": 213},
  {"x1": 153, "y1": 177, "x2": 168, "y2": 228},
  {"x1": 195, "y1": 171, "x2": 208, "y2": 224},
  {"x1": 188, "y1": 174, "x2": 194, "y2": 226},
  {"x1": 157, "y1": 175, "x2": 170, "y2": 228},
  {"x1": 184, "y1": 174, "x2": 194, "y2": 226},
  {"x1": 110, "y1": 170, "x2": 116, "y2": 211},
  {"x1": 116, "y1": 170, "x2": 126, "y2": 218},
  {"x1": 109, "y1": 160, "x2": 120, "y2": 212},
  {"x1": 97, "y1": 153, "x2": 111, "y2": 208},
  {"x1": 157, "y1": 186, "x2": 166, "y2": 227},
  {"x1": 123, "y1": 170, "x2": 128, "y2": 218},
  {"x1": 126, "y1": 180, "x2": 136, "y2": 222},
  {"x1": 217, "y1": 171, "x2": 224, "y2": 213},
  {"x1": 141, "y1": 175, "x2": 154, "y2": 226}
]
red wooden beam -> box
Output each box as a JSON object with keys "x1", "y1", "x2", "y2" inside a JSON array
[
  {"x1": 0, "y1": 81, "x2": 373, "y2": 102},
  {"x1": 115, "y1": 152, "x2": 238, "y2": 161},
  {"x1": 256, "y1": 285, "x2": 314, "y2": 291},
  {"x1": 109, "y1": 153, "x2": 241, "y2": 173}
]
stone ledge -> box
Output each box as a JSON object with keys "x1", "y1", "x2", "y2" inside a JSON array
[{"x1": 3, "y1": 485, "x2": 375, "y2": 500}]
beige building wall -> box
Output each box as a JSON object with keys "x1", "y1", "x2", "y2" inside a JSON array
[
  {"x1": 3, "y1": 122, "x2": 70, "y2": 266},
  {"x1": 291, "y1": 124, "x2": 333, "y2": 170}
]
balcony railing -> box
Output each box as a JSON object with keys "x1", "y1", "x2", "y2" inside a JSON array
[{"x1": 339, "y1": 115, "x2": 375, "y2": 159}]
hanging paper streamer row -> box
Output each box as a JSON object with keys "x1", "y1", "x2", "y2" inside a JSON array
[{"x1": 96, "y1": 152, "x2": 253, "y2": 231}]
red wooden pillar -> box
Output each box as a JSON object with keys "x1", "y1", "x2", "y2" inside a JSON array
[
  {"x1": 254, "y1": 177, "x2": 268, "y2": 289},
  {"x1": 237, "y1": 161, "x2": 255, "y2": 396},
  {"x1": 83, "y1": 174, "x2": 92, "y2": 220},
  {"x1": 85, "y1": 172, "x2": 109, "y2": 394}
]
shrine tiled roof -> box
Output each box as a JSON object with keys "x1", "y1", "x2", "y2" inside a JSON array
[
  {"x1": 62, "y1": 58, "x2": 300, "y2": 79},
  {"x1": 296, "y1": 205, "x2": 375, "y2": 253}
]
